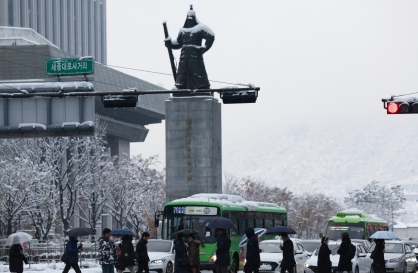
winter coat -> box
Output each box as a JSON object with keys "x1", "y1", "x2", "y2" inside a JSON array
[
  {"x1": 65, "y1": 237, "x2": 80, "y2": 264},
  {"x1": 280, "y1": 238, "x2": 296, "y2": 269},
  {"x1": 117, "y1": 236, "x2": 136, "y2": 269},
  {"x1": 9, "y1": 244, "x2": 28, "y2": 273},
  {"x1": 136, "y1": 238, "x2": 150, "y2": 263},
  {"x1": 174, "y1": 237, "x2": 190, "y2": 273},
  {"x1": 337, "y1": 238, "x2": 353, "y2": 272},
  {"x1": 188, "y1": 240, "x2": 201, "y2": 266},
  {"x1": 215, "y1": 232, "x2": 231, "y2": 266},
  {"x1": 99, "y1": 236, "x2": 117, "y2": 265},
  {"x1": 317, "y1": 243, "x2": 332, "y2": 273},
  {"x1": 371, "y1": 244, "x2": 386, "y2": 273},
  {"x1": 244, "y1": 228, "x2": 260, "y2": 268}
]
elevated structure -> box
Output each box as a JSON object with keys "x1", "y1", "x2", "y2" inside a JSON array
[
  {"x1": 0, "y1": 44, "x2": 167, "y2": 157},
  {"x1": 0, "y1": 0, "x2": 107, "y2": 64}
]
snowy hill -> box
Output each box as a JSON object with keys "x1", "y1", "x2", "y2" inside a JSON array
[{"x1": 223, "y1": 115, "x2": 418, "y2": 197}]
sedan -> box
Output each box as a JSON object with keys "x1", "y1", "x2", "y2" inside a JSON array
[
  {"x1": 367, "y1": 241, "x2": 416, "y2": 273},
  {"x1": 257, "y1": 239, "x2": 309, "y2": 273},
  {"x1": 305, "y1": 242, "x2": 372, "y2": 273},
  {"x1": 126, "y1": 239, "x2": 175, "y2": 273}
]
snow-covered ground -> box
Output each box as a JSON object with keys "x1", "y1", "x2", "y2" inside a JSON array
[{"x1": 0, "y1": 261, "x2": 101, "y2": 273}]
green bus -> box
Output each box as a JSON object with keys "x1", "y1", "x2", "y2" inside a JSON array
[
  {"x1": 159, "y1": 194, "x2": 287, "y2": 273},
  {"x1": 324, "y1": 209, "x2": 388, "y2": 240}
]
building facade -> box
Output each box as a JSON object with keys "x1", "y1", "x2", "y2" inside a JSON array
[{"x1": 0, "y1": 0, "x2": 107, "y2": 64}]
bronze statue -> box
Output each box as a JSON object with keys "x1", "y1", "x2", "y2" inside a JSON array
[{"x1": 164, "y1": 6, "x2": 215, "y2": 92}]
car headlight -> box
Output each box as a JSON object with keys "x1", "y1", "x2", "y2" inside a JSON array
[
  {"x1": 210, "y1": 254, "x2": 217, "y2": 263},
  {"x1": 389, "y1": 257, "x2": 403, "y2": 263},
  {"x1": 151, "y1": 259, "x2": 165, "y2": 264},
  {"x1": 305, "y1": 263, "x2": 311, "y2": 268}
]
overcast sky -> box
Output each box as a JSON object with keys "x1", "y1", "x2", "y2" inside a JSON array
[{"x1": 106, "y1": 1, "x2": 418, "y2": 171}]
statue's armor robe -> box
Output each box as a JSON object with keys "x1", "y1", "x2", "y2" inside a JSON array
[{"x1": 172, "y1": 25, "x2": 215, "y2": 90}]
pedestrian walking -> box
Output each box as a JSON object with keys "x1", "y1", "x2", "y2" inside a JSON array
[
  {"x1": 187, "y1": 234, "x2": 201, "y2": 273},
  {"x1": 215, "y1": 228, "x2": 231, "y2": 273},
  {"x1": 318, "y1": 236, "x2": 332, "y2": 273},
  {"x1": 136, "y1": 232, "x2": 151, "y2": 273},
  {"x1": 62, "y1": 236, "x2": 83, "y2": 273},
  {"x1": 244, "y1": 228, "x2": 260, "y2": 273},
  {"x1": 337, "y1": 232, "x2": 356, "y2": 273},
  {"x1": 174, "y1": 233, "x2": 190, "y2": 273},
  {"x1": 99, "y1": 228, "x2": 117, "y2": 273},
  {"x1": 370, "y1": 239, "x2": 386, "y2": 273},
  {"x1": 9, "y1": 243, "x2": 28, "y2": 273},
  {"x1": 116, "y1": 235, "x2": 136, "y2": 273},
  {"x1": 279, "y1": 232, "x2": 296, "y2": 273}
]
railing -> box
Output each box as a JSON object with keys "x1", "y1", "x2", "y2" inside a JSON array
[{"x1": 0, "y1": 244, "x2": 99, "y2": 264}]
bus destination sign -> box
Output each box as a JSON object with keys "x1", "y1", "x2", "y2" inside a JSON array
[
  {"x1": 46, "y1": 58, "x2": 94, "y2": 76},
  {"x1": 171, "y1": 206, "x2": 218, "y2": 215}
]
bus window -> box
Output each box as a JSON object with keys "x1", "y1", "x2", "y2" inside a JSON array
[
  {"x1": 231, "y1": 218, "x2": 239, "y2": 235},
  {"x1": 265, "y1": 219, "x2": 273, "y2": 229},
  {"x1": 223, "y1": 211, "x2": 229, "y2": 218},
  {"x1": 240, "y1": 219, "x2": 247, "y2": 235},
  {"x1": 256, "y1": 219, "x2": 263, "y2": 228},
  {"x1": 247, "y1": 219, "x2": 255, "y2": 229}
]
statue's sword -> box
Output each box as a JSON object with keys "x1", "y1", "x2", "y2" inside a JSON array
[{"x1": 163, "y1": 22, "x2": 178, "y2": 81}]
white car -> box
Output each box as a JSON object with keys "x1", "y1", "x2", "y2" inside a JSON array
[
  {"x1": 147, "y1": 240, "x2": 175, "y2": 273},
  {"x1": 304, "y1": 242, "x2": 372, "y2": 273},
  {"x1": 258, "y1": 239, "x2": 309, "y2": 273},
  {"x1": 128, "y1": 239, "x2": 175, "y2": 273}
]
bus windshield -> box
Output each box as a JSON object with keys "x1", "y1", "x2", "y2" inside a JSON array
[
  {"x1": 326, "y1": 223, "x2": 364, "y2": 240},
  {"x1": 163, "y1": 206, "x2": 220, "y2": 243}
]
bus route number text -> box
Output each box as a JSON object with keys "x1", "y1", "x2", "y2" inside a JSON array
[{"x1": 173, "y1": 207, "x2": 185, "y2": 214}]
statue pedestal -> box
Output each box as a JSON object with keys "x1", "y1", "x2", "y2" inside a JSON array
[{"x1": 165, "y1": 96, "x2": 222, "y2": 202}]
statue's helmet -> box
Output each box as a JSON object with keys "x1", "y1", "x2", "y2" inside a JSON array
[{"x1": 183, "y1": 5, "x2": 198, "y2": 28}]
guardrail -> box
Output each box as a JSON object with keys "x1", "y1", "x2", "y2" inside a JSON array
[{"x1": 0, "y1": 244, "x2": 99, "y2": 264}]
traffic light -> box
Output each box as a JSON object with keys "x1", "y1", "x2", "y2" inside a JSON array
[
  {"x1": 220, "y1": 90, "x2": 258, "y2": 104},
  {"x1": 383, "y1": 98, "x2": 418, "y2": 114},
  {"x1": 102, "y1": 95, "x2": 139, "y2": 108}
]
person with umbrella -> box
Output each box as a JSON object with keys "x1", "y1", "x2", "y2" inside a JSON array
[
  {"x1": 215, "y1": 229, "x2": 231, "y2": 273},
  {"x1": 244, "y1": 228, "x2": 260, "y2": 273},
  {"x1": 99, "y1": 228, "x2": 117, "y2": 273},
  {"x1": 370, "y1": 239, "x2": 386, "y2": 273},
  {"x1": 116, "y1": 235, "x2": 136, "y2": 273},
  {"x1": 187, "y1": 234, "x2": 201, "y2": 273},
  {"x1": 9, "y1": 243, "x2": 28, "y2": 273},
  {"x1": 136, "y1": 232, "x2": 150, "y2": 273},
  {"x1": 62, "y1": 236, "x2": 83, "y2": 273},
  {"x1": 317, "y1": 236, "x2": 332, "y2": 273},
  {"x1": 174, "y1": 233, "x2": 190, "y2": 273},
  {"x1": 279, "y1": 232, "x2": 296, "y2": 273}
]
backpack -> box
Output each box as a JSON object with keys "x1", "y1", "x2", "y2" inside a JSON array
[{"x1": 348, "y1": 244, "x2": 356, "y2": 260}]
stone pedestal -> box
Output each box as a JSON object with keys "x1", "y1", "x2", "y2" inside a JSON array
[{"x1": 165, "y1": 96, "x2": 222, "y2": 202}]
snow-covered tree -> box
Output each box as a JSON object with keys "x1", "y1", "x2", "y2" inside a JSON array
[
  {"x1": 345, "y1": 180, "x2": 406, "y2": 228},
  {"x1": 0, "y1": 156, "x2": 49, "y2": 235}
]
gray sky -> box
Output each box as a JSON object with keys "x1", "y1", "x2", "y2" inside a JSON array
[{"x1": 107, "y1": 1, "x2": 418, "y2": 173}]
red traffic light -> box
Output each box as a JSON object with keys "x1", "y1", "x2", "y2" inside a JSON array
[{"x1": 387, "y1": 102, "x2": 399, "y2": 114}]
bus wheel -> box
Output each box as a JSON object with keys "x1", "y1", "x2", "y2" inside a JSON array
[{"x1": 229, "y1": 256, "x2": 239, "y2": 273}]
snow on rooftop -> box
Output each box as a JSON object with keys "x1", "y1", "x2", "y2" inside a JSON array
[
  {"x1": 344, "y1": 215, "x2": 361, "y2": 219},
  {"x1": 172, "y1": 193, "x2": 279, "y2": 211}
]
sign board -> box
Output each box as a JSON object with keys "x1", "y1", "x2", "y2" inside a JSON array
[
  {"x1": 46, "y1": 58, "x2": 94, "y2": 76},
  {"x1": 170, "y1": 206, "x2": 218, "y2": 215}
]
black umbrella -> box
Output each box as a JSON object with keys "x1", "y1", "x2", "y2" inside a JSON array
[
  {"x1": 265, "y1": 226, "x2": 297, "y2": 235},
  {"x1": 67, "y1": 227, "x2": 96, "y2": 237},
  {"x1": 201, "y1": 217, "x2": 237, "y2": 230},
  {"x1": 170, "y1": 229, "x2": 199, "y2": 239}
]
